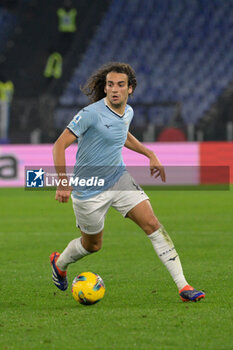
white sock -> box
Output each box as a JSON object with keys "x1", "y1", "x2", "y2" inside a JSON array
[
  {"x1": 148, "y1": 225, "x2": 188, "y2": 290},
  {"x1": 56, "y1": 237, "x2": 91, "y2": 271}
]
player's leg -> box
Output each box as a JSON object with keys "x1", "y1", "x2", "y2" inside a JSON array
[
  {"x1": 56, "y1": 230, "x2": 103, "y2": 270},
  {"x1": 127, "y1": 199, "x2": 205, "y2": 301},
  {"x1": 112, "y1": 172, "x2": 205, "y2": 301},
  {"x1": 50, "y1": 192, "x2": 110, "y2": 291},
  {"x1": 80, "y1": 230, "x2": 103, "y2": 252},
  {"x1": 126, "y1": 199, "x2": 189, "y2": 289},
  {"x1": 50, "y1": 231, "x2": 103, "y2": 291}
]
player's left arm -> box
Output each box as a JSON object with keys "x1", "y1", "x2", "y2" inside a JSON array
[{"x1": 124, "y1": 132, "x2": 166, "y2": 182}]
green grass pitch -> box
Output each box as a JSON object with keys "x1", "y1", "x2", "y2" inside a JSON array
[{"x1": 0, "y1": 186, "x2": 232, "y2": 350}]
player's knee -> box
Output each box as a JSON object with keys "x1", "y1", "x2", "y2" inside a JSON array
[
  {"x1": 83, "y1": 239, "x2": 102, "y2": 253},
  {"x1": 89, "y1": 241, "x2": 102, "y2": 253},
  {"x1": 144, "y1": 216, "x2": 160, "y2": 235}
]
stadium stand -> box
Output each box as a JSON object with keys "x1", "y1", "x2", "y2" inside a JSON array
[
  {"x1": 58, "y1": 0, "x2": 233, "y2": 130},
  {"x1": 0, "y1": 7, "x2": 18, "y2": 55},
  {"x1": 1, "y1": 0, "x2": 232, "y2": 143},
  {"x1": 1, "y1": 1, "x2": 111, "y2": 98},
  {"x1": 1, "y1": 0, "x2": 111, "y2": 143}
]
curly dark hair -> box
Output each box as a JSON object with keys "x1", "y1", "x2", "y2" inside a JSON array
[{"x1": 80, "y1": 62, "x2": 137, "y2": 103}]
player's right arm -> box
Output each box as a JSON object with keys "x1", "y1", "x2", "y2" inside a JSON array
[
  {"x1": 53, "y1": 128, "x2": 77, "y2": 203},
  {"x1": 53, "y1": 108, "x2": 95, "y2": 202}
]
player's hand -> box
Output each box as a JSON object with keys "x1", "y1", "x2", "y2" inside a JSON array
[
  {"x1": 55, "y1": 187, "x2": 72, "y2": 203},
  {"x1": 149, "y1": 153, "x2": 166, "y2": 182}
]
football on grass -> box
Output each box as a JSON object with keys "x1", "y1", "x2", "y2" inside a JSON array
[{"x1": 72, "y1": 272, "x2": 105, "y2": 305}]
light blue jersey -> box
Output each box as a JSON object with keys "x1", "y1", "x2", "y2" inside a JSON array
[{"x1": 67, "y1": 98, "x2": 134, "y2": 199}]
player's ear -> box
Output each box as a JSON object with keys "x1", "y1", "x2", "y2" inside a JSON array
[
  {"x1": 128, "y1": 85, "x2": 133, "y2": 95},
  {"x1": 104, "y1": 86, "x2": 107, "y2": 94}
]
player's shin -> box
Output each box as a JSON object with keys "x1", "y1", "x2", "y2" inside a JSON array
[
  {"x1": 148, "y1": 225, "x2": 188, "y2": 290},
  {"x1": 56, "y1": 237, "x2": 91, "y2": 271}
]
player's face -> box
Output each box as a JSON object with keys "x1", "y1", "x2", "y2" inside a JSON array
[{"x1": 104, "y1": 72, "x2": 133, "y2": 112}]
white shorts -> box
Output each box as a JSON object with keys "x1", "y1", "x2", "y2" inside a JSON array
[{"x1": 71, "y1": 171, "x2": 149, "y2": 234}]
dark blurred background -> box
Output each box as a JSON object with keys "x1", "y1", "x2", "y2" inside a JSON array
[{"x1": 0, "y1": 0, "x2": 232, "y2": 144}]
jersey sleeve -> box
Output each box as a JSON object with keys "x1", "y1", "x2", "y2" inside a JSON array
[
  {"x1": 67, "y1": 108, "x2": 96, "y2": 138},
  {"x1": 129, "y1": 107, "x2": 134, "y2": 124},
  {"x1": 127, "y1": 105, "x2": 134, "y2": 126}
]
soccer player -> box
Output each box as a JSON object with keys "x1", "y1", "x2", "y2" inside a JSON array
[{"x1": 50, "y1": 62, "x2": 205, "y2": 302}]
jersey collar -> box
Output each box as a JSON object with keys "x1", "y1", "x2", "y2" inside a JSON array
[{"x1": 104, "y1": 98, "x2": 125, "y2": 118}]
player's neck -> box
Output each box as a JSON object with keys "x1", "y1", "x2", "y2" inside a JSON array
[{"x1": 104, "y1": 98, "x2": 125, "y2": 117}]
